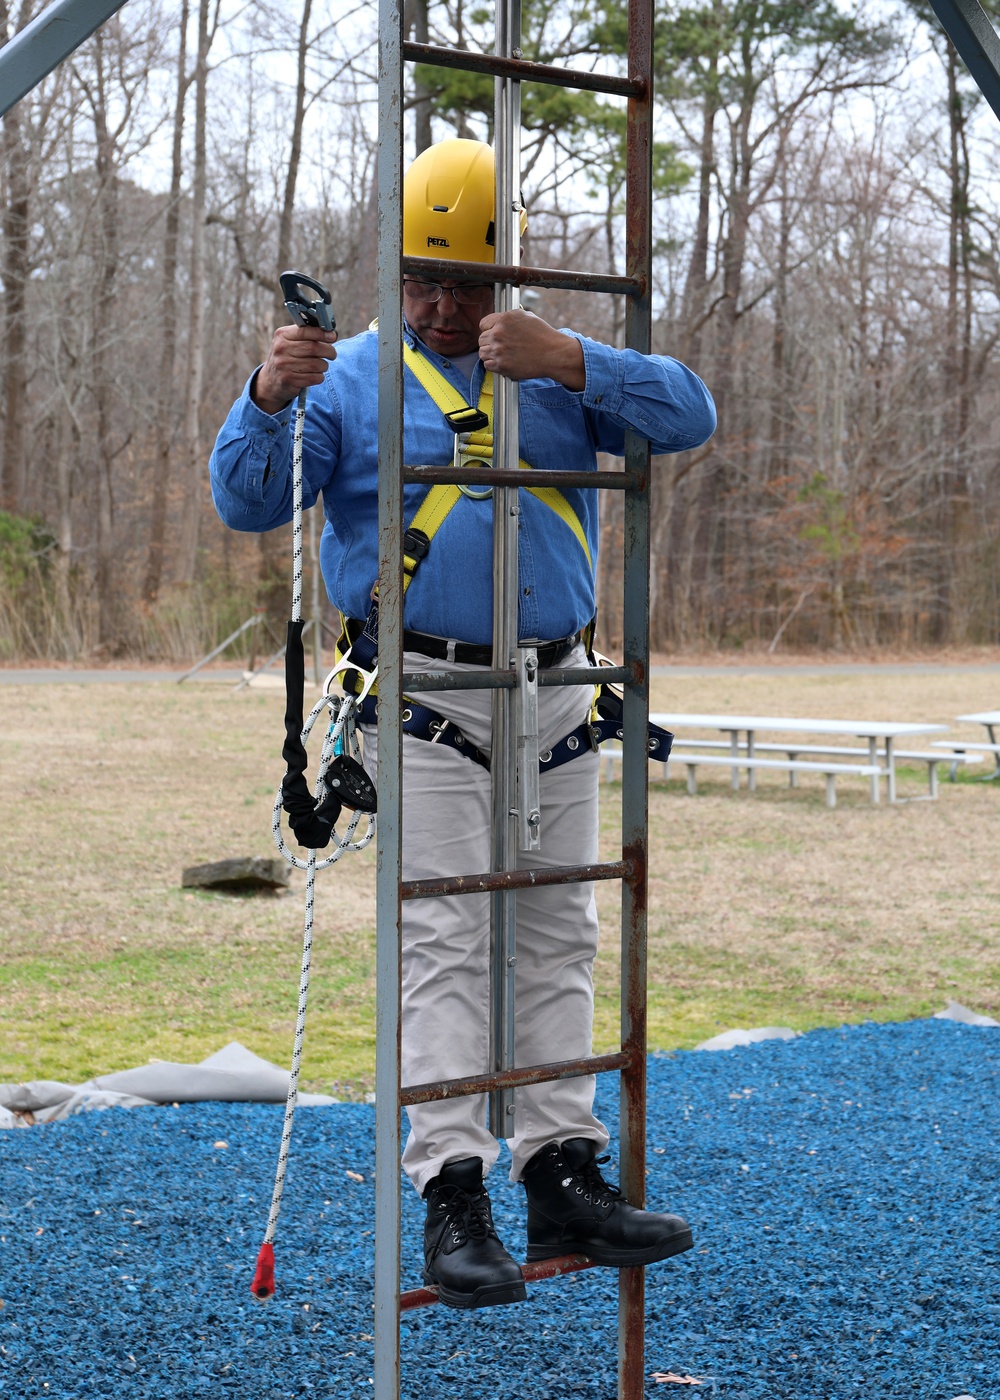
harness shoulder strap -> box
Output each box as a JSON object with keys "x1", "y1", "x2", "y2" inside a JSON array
[{"x1": 404, "y1": 483, "x2": 462, "y2": 592}]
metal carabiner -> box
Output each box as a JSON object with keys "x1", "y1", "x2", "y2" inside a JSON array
[{"x1": 279, "y1": 270, "x2": 336, "y2": 332}]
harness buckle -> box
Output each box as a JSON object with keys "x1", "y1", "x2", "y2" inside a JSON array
[
  {"x1": 444, "y1": 406, "x2": 489, "y2": 433},
  {"x1": 402, "y1": 526, "x2": 431, "y2": 575}
]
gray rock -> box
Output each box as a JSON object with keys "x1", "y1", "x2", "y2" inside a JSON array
[{"x1": 181, "y1": 856, "x2": 290, "y2": 892}]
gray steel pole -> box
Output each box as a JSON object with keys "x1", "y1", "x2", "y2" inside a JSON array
[
  {"x1": 488, "y1": 0, "x2": 523, "y2": 1142},
  {"x1": 374, "y1": 0, "x2": 404, "y2": 1395},
  {"x1": 0, "y1": 0, "x2": 129, "y2": 116}
]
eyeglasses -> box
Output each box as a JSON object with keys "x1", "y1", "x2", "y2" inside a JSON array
[{"x1": 403, "y1": 279, "x2": 493, "y2": 305}]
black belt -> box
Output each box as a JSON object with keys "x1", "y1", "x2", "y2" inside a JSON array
[{"x1": 344, "y1": 618, "x2": 582, "y2": 669}]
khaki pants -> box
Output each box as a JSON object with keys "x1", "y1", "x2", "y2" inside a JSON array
[{"x1": 360, "y1": 642, "x2": 609, "y2": 1197}]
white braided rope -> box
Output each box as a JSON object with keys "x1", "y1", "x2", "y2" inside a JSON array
[
  {"x1": 263, "y1": 845, "x2": 315, "y2": 1245},
  {"x1": 257, "y1": 383, "x2": 376, "y2": 1273}
]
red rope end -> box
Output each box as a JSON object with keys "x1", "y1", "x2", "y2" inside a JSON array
[{"x1": 251, "y1": 1242, "x2": 276, "y2": 1301}]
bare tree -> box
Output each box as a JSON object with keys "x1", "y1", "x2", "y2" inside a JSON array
[
  {"x1": 176, "y1": 0, "x2": 216, "y2": 587},
  {"x1": 143, "y1": 0, "x2": 190, "y2": 604},
  {"x1": 72, "y1": 11, "x2": 163, "y2": 646}
]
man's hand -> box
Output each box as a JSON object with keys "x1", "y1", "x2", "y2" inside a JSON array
[
  {"x1": 252, "y1": 324, "x2": 338, "y2": 415},
  {"x1": 478, "y1": 310, "x2": 586, "y2": 391}
]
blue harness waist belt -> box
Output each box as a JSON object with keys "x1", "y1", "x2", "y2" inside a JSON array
[{"x1": 355, "y1": 687, "x2": 673, "y2": 777}]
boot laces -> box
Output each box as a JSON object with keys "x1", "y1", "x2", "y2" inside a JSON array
[
  {"x1": 575, "y1": 1154, "x2": 621, "y2": 1209},
  {"x1": 433, "y1": 1184, "x2": 495, "y2": 1248}
]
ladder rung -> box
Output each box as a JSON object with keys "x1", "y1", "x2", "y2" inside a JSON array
[
  {"x1": 400, "y1": 664, "x2": 636, "y2": 694},
  {"x1": 401, "y1": 858, "x2": 630, "y2": 901},
  {"x1": 402, "y1": 1050, "x2": 633, "y2": 1106},
  {"x1": 403, "y1": 667, "x2": 514, "y2": 692},
  {"x1": 403, "y1": 40, "x2": 645, "y2": 99},
  {"x1": 405, "y1": 466, "x2": 638, "y2": 491},
  {"x1": 404, "y1": 254, "x2": 643, "y2": 298},
  {"x1": 401, "y1": 1251, "x2": 601, "y2": 1311},
  {"x1": 538, "y1": 665, "x2": 635, "y2": 689}
]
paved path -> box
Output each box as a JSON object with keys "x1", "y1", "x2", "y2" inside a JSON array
[
  {"x1": 651, "y1": 661, "x2": 1000, "y2": 676},
  {"x1": 0, "y1": 669, "x2": 245, "y2": 684}
]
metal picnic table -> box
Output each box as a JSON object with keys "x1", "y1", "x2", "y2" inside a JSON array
[{"x1": 649, "y1": 714, "x2": 950, "y2": 804}]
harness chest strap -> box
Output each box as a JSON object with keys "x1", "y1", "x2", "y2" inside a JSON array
[{"x1": 400, "y1": 341, "x2": 593, "y2": 571}]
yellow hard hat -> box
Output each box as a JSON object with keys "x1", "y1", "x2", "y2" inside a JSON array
[{"x1": 403, "y1": 138, "x2": 527, "y2": 264}]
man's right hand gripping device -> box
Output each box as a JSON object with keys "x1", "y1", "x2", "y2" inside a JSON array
[{"x1": 277, "y1": 271, "x2": 376, "y2": 850}]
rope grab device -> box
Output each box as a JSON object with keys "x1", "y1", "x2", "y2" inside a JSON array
[{"x1": 251, "y1": 272, "x2": 377, "y2": 1303}]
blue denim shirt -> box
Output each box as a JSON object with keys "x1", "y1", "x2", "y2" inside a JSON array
[{"x1": 209, "y1": 323, "x2": 715, "y2": 644}]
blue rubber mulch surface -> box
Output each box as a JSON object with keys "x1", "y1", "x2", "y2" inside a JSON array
[{"x1": 1, "y1": 1018, "x2": 998, "y2": 1399}]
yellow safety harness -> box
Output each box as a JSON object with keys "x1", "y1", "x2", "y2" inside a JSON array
[
  {"x1": 338, "y1": 338, "x2": 594, "y2": 676},
  {"x1": 400, "y1": 341, "x2": 593, "y2": 574},
  {"x1": 334, "y1": 339, "x2": 672, "y2": 774}
]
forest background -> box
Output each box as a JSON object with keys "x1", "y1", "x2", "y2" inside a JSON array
[{"x1": 2, "y1": 0, "x2": 1000, "y2": 663}]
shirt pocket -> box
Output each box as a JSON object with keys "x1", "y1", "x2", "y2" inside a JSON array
[{"x1": 519, "y1": 389, "x2": 597, "y2": 469}]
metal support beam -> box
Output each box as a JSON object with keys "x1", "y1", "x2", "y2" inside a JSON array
[
  {"x1": 928, "y1": 0, "x2": 1000, "y2": 123},
  {"x1": 0, "y1": 0, "x2": 128, "y2": 117}
]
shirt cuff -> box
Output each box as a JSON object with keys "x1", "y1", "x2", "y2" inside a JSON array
[
  {"x1": 238, "y1": 367, "x2": 294, "y2": 432},
  {"x1": 574, "y1": 335, "x2": 626, "y2": 413}
]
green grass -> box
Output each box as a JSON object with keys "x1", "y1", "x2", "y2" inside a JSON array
[
  {"x1": 2, "y1": 667, "x2": 999, "y2": 1093},
  {"x1": 0, "y1": 934, "x2": 378, "y2": 1093}
]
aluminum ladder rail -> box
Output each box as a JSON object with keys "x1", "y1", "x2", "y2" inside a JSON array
[{"x1": 374, "y1": 2, "x2": 655, "y2": 1397}]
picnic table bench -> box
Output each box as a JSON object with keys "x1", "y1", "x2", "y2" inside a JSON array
[
  {"x1": 601, "y1": 738, "x2": 975, "y2": 803},
  {"x1": 747, "y1": 743, "x2": 981, "y2": 798},
  {"x1": 598, "y1": 713, "x2": 951, "y2": 804},
  {"x1": 666, "y1": 738, "x2": 977, "y2": 787},
  {"x1": 931, "y1": 710, "x2": 1000, "y2": 780},
  {"x1": 669, "y1": 752, "x2": 880, "y2": 808}
]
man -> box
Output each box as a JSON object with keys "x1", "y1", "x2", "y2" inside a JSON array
[{"x1": 211, "y1": 139, "x2": 716, "y2": 1311}]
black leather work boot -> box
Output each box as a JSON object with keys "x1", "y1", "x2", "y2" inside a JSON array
[
  {"x1": 422, "y1": 1157, "x2": 527, "y2": 1309},
  {"x1": 521, "y1": 1137, "x2": 694, "y2": 1267}
]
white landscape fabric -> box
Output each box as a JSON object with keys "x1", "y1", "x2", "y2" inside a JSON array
[{"x1": 0, "y1": 1041, "x2": 337, "y2": 1125}]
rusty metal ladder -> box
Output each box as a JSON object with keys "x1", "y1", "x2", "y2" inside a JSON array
[{"x1": 372, "y1": 3, "x2": 657, "y2": 1397}]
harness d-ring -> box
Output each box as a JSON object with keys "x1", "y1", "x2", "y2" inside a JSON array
[{"x1": 323, "y1": 654, "x2": 379, "y2": 703}]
